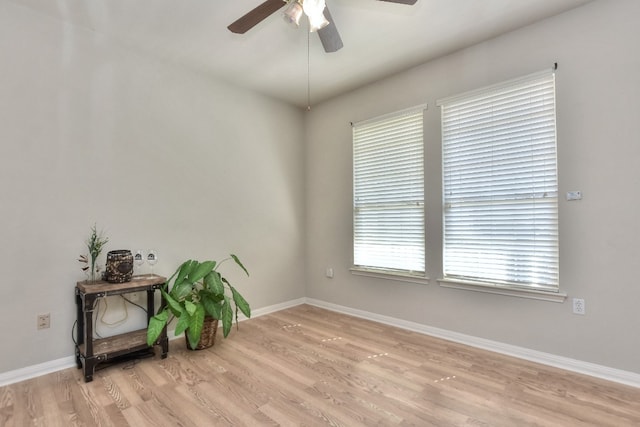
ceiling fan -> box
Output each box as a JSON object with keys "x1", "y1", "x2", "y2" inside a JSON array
[{"x1": 228, "y1": 0, "x2": 418, "y2": 53}]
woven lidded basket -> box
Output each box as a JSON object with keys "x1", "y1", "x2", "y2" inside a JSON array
[
  {"x1": 187, "y1": 317, "x2": 218, "y2": 350},
  {"x1": 104, "y1": 250, "x2": 133, "y2": 283}
]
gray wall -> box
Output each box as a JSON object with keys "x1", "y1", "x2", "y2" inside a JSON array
[
  {"x1": 305, "y1": 0, "x2": 640, "y2": 374},
  {"x1": 0, "y1": 2, "x2": 306, "y2": 373},
  {"x1": 2, "y1": 0, "x2": 639, "y2": 378}
]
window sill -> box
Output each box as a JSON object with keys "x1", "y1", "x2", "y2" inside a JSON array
[
  {"x1": 350, "y1": 268, "x2": 430, "y2": 285},
  {"x1": 438, "y1": 278, "x2": 567, "y2": 303}
]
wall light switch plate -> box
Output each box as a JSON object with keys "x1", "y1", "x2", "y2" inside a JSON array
[{"x1": 566, "y1": 191, "x2": 582, "y2": 201}]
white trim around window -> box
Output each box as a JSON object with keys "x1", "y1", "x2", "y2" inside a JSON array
[
  {"x1": 437, "y1": 69, "x2": 563, "y2": 299},
  {"x1": 352, "y1": 105, "x2": 427, "y2": 279}
]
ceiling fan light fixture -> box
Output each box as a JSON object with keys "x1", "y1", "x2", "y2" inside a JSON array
[
  {"x1": 283, "y1": 1, "x2": 304, "y2": 27},
  {"x1": 308, "y1": 12, "x2": 330, "y2": 32},
  {"x1": 303, "y1": 0, "x2": 330, "y2": 32}
]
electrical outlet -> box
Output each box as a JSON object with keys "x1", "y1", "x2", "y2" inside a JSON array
[
  {"x1": 37, "y1": 313, "x2": 50, "y2": 330},
  {"x1": 572, "y1": 298, "x2": 585, "y2": 315}
]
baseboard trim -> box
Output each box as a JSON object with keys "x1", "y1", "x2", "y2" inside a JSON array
[
  {"x1": 251, "y1": 297, "x2": 307, "y2": 319},
  {"x1": 3, "y1": 296, "x2": 638, "y2": 389},
  {"x1": 0, "y1": 356, "x2": 77, "y2": 387},
  {"x1": 167, "y1": 297, "x2": 307, "y2": 341},
  {"x1": 304, "y1": 298, "x2": 640, "y2": 389}
]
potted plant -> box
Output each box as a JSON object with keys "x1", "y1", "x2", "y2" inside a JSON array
[
  {"x1": 78, "y1": 224, "x2": 109, "y2": 282},
  {"x1": 146, "y1": 255, "x2": 250, "y2": 350}
]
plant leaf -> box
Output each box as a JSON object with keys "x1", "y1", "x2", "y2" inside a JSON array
[
  {"x1": 146, "y1": 309, "x2": 169, "y2": 346},
  {"x1": 175, "y1": 260, "x2": 197, "y2": 286},
  {"x1": 184, "y1": 300, "x2": 197, "y2": 316},
  {"x1": 202, "y1": 293, "x2": 223, "y2": 319},
  {"x1": 221, "y1": 296, "x2": 233, "y2": 337},
  {"x1": 204, "y1": 271, "x2": 224, "y2": 295},
  {"x1": 230, "y1": 254, "x2": 249, "y2": 276},
  {"x1": 186, "y1": 304, "x2": 205, "y2": 349},
  {"x1": 189, "y1": 261, "x2": 216, "y2": 283},
  {"x1": 186, "y1": 327, "x2": 199, "y2": 350},
  {"x1": 164, "y1": 262, "x2": 183, "y2": 287},
  {"x1": 170, "y1": 280, "x2": 193, "y2": 301},
  {"x1": 174, "y1": 309, "x2": 190, "y2": 336},
  {"x1": 161, "y1": 289, "x2": 182, "y2": 316},
  {"x1": 230, "y1": 285, "x2": 251, "y2": 319}
]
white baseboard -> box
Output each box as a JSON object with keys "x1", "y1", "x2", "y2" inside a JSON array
[
  {"x1": 304, "y1": 298, "x2": 640, "y2": 389},
  {"x1": 167, "y1": 297, "x2": 307, "y2": 341},
  {"x1": 0, "y1": 356, "x2": 77, "y2": 387},
  {"x1": 3, "y1": 296, "x2": 638, "y2": 389},
  {"x1": 251, "y1": 297, "x2": 307, "y2": 319}
]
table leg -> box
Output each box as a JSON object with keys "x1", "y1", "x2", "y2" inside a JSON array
[
  {"x1": 82, "y1": 294, "x2": 98, "y2": 382},
  {"x1": 75, "y1": 290, "x2": 84, "y2": 369}
]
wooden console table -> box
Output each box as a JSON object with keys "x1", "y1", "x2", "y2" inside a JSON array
[{"x1": 75, "y1": 274, "x2": 168, "y2": 382}]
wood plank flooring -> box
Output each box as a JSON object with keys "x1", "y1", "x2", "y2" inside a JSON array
[{"x1": 1, "y1": 304, "x2": 639, "y2": 426}]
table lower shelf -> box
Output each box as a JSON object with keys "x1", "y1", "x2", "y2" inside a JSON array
[
  {"x1": 76, "y1": 328, "x2": 168, "y2": 382},
  {"x1": 78, "y1": 329, "x2": 149, "y2": 359}
]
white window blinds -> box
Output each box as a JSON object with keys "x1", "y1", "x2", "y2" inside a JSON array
[
  {"x1": 439, "y1": 70, "x2": 559, "y2": 291},
  {"x1": 353, "y1": 106, "x2": 426, "y2": 274}
]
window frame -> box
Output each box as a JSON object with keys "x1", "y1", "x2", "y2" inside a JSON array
[
  {"x1": 351, "y1": 105, "x2": 428, "y2": 282},
  {"x1": 437, "y1": 69, "x2": 565, "y2": 300}
]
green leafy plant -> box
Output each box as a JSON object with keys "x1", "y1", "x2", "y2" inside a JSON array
[
  {"x1": 78, "y1": 224, "x2": 109, "y2": 281},
  {"x1": 146, "y1": 255, "x2": 250, "y2": 350}
]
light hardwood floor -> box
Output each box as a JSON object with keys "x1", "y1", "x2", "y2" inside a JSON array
[{"x1": 1, "y1": 304, "x2": 639, "y2": 426}]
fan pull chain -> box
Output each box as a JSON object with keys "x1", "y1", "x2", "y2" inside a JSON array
[{"x1": 307, "y1": 21, "x2": 311, "y2": 111}]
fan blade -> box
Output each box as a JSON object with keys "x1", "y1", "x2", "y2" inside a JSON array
[
  {"x1": 318, "y1": 6, "x2": 343, "y2": 53},
  {"x1": 228, "y1": 0, "x2": 286, "y2": 34},
  {"x1": 379, "y1": 0, "x2": 418, "y2": 4}
]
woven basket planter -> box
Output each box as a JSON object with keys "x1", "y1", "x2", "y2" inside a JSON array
[
  {"x1": 186, "y1": 317, "x2": 218, "y2": 350},
  {"x1": 104, "y1": 250, "x2": 133, "y2": 283}
]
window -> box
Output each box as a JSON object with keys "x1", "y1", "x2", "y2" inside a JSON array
[
  {"x1": 438, "y1": 70, "x2": 559, "y2": 292},
  {"x1": 352, "y1": 106, "x2": 426, "y2": 276}
]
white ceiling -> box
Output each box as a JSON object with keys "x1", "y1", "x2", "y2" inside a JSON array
[{"x1": 10, "y1": 0, "x2": 592, "y2": 108}]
